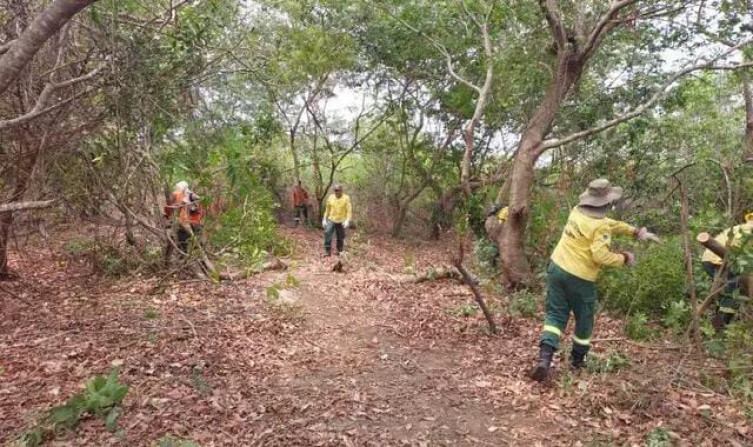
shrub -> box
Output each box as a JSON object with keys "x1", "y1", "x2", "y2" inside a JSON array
[
  {"x1": 661, "y1": 300, "x2": 690, "y2": 332},
  {"x1": 645, "y1": 427, "x2": 673, "y2": 447},
  {"x1": 509, "y1": 290, "x2": 541, "y2": 318},
  {"x1": 598, "y1": 236, "x2": 685, "y2": 317},
  {"x1": 625, "y1": 312, "x2": 654, "y2": 341},
  {"x1": 18, "y1": 369, "x2": 129, "y2": 446},
  {"x1": 586, "y1": 350, "x2": 631, "y2": 374}
]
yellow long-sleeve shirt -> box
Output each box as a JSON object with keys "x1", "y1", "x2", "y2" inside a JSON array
[
  {"x1": 550, "y1": 207, "x2": 636, "y2": 282},
  {"x1": 324, "y1": 194, "x2": 352, "y2": 223},
  {"x1": 701, "y1": 223, "x2": 753, "y2": 265}
]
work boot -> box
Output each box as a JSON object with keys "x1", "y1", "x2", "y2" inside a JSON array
[
  {"x1": 571, "y1": 344, "x2": 589, "y2": 370},
  {"x1": 531, "y1": 344, "x2": 555, "y2": 382}
]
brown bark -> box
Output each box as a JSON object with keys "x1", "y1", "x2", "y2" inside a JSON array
[
  {"x1": 0, "y1": 200, "x2": 54, "y2": 213},
  {"x1": 496, "y1": 0, "x2": 639, "y2": 287},
  {"x1": 498, "y1": 48, "x2": 584, "y2": 286},
  {"x1": 743, "y1": 74, "x2": 753, "y2": 164},
  {"x1": 0, "y1": 141, "x2": 41, "y2": 276},
  {"x1": 0, "y1": 0, "x2": 96, "y2": 95}
]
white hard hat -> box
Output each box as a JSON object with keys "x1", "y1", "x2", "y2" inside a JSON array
[{"x1": 175, "y1": 181, "x2": 189, "y2": 191}]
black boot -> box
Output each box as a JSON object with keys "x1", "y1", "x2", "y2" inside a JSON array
[
  {"x1": 571, "y1": 344, "x2": 589, "y2": 370},
  {"x1": 712, "y1": 311, "x2": 734, "y2": 333},
  {"x1": 531, "y1": 344, "x2": 555, "y2": 382}
]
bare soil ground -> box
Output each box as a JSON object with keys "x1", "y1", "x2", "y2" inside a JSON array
[{"x1": 1, "y1": 225, "x2": 751, "y2": 446}]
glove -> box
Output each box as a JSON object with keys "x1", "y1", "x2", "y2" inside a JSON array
[
  {"x1": 322, "y1": 219, "x2": 327, "y2": 228},
  {"x1": 344, "y1": 220, "x2": 350, "y2": 229},
  {"x1": 622, "y1": 251, "x2": 636, "y2": 266},
  {"x1": 636, "y1": 227, "x2": 661, "y2": 243}
]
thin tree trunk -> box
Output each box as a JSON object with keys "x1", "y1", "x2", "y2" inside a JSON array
[
  {"x1": 743, "y1": 74, "x2": 753, "y2": 164},
  {"x1": 0, "y1": 142, "x2": 40, "y2": 276},
  {"x1": 392, "y1": 203, "x2": 408, "y2": 238}
]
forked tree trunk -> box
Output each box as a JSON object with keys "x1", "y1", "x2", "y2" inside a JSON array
[{"x1": 497, "y1": 50, "x2": 584, "y2": 287}]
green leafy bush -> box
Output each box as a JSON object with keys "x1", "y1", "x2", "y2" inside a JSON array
[
  {"x1": 509, "y1": 290, "x2": 541, "y2": 318},
  {"x1": 625, "y1": 312, "x2": 654, "y2": 341},
  {"x1": 598, "y1": 236, "x2": 685, "y2": 317},
  {"x1": 586, "y1": 350, "x2": 631, "y2": 374},
  {"x1": 18, "y1": 369, "x2": 129, "y2": 446},
  {"x1": 644, "y1": 427, "x2": 673, "y2": 447},
  {"x1": 661, "y1": 300, "x2": 690, "y2": 332}
]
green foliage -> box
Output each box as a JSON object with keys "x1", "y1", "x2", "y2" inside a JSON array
[
  {"x1": 644, "y1": 427, "x2": 673, "y2": 447},
  {"x1": 509, "y1": 290, "x2": 540, "y2": 318},
  {"x1": 155, "y1": 436, "x2": 200, "y2": 447},
  {"x1": 625, "y1": 312, "x2": 654, "y2": 341},
  {"x1": 284, "y1": 274, "x2": 301, "y2": 288},
  {"x1": 144, "y1": 308, "x2": 160, "y2": 320},
  {"x1": 599, "y1": 237, "x2": 685, "y2": 317},
  {"x1": 586, "y1": 351, "x2": 631, "y2": 374},
  {"x1": 449, "y1": 302, "x2": 479, "y2": 318},
  {"x1": 18, "y1": 369, "x2": 129, "y2": 446},
  {"x1": 660, "y1": 300, "x2": 690, "y2": 332},
  {"x1": 473, "y1": 238, "x2": 498, "y2": 273}
]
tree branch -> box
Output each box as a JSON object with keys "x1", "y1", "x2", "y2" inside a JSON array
[
  {"x1": 581, "y1": 0, "x2": 640, "y2": 61},
  {"x1": 0, "y1": 200, "x2": 55, "y2": 213},
  {"x1": 543, "y1": 41, "x2": 753, "y2": 150},
  {"x1": 539, "y1": 0, "x2": 567, "y2": 48},
  {"x1": 0, "y1": 0, "x2": 97, "y2": 95},
  {"x1": 0, "y1": 65, "x2": 102, "y2": 131}
]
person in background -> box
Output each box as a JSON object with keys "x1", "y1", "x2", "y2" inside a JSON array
[
  {"x1": 531, "y1": 179, "x2": 659, "y2": 382},
  {"x1": 701, "y1": 212, "x2": 753, "y2": 331},
  {"x1": 165, "y1": 181, "x2": 203, "y2": 255},
  {"x1": 322, "y1": 184, "x2": 352, "y2": 257},
  {"x1": 485, "y1": 202, "x2": 508, "y2": 267},
  {"x1": 292, "y1": 180, "x2": 311, "y2": 226}
]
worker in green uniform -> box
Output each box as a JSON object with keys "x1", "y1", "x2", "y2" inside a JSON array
[{"x1": 531, "y1": 179, "x2": 660, "y2": 382}]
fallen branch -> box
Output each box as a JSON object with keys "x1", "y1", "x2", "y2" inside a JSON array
[
  {"x1": 0, "y1": 200, "x2": 55, "y2": 213},
  {"x1": 452, "y1": 260, "x2": 497, "y2": 334}
]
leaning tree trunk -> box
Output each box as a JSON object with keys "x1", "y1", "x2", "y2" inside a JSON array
[
  {"x1": 497, "y1": 50, "x2": 584, "y2": 287},
  {"x1": 0, "y1": 0, "x2": 96, "y2": 95}
]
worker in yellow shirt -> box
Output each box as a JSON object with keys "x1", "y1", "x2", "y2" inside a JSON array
[
  {"x1": 322, "y1": 184, "x2": 353, "y2": 256},
  {"x1": 701, "y1": 212, "x2": 753, "y2": 331},
  {"x1": 531, "y1": 179, "x2": 659, "y2": 382}
]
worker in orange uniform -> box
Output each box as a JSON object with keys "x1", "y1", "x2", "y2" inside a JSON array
[
  {"x1": 292, "y1": 179, "x2": 311, "y2": 226},
  {"x1": 165, "y1": 181, "x2": 203, "y2": 255}
]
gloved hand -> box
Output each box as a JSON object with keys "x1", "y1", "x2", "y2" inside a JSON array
[
  {"x1": 622, "y1": 251, "x2": 636, "y2": 266},
  {"x1": 344, "y1": 220, "x2": 350, "y2": 229},
  {"x1": 636, "y1": 227, "x2": 661, "y2": 243},
  {"x1": 322, "y1": 218, "x2": 327, "y2": 228}
]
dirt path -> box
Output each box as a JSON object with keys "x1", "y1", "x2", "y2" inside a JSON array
[{"x1": 1, "y1": 225, "x2": 751, "y2": 446}]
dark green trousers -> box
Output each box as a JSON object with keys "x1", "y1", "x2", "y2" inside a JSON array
[{"x1": 540, "y1": 262, "x2": 596, "y2": 352}]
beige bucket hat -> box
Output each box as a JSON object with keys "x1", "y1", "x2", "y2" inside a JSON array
[{"x1": 578, "y1": 179, "x2": 623, "y2": 207}]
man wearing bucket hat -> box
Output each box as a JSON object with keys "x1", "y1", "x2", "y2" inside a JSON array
[
  {"x1": 322, "y1": 184, "x2": 353, "y2": 256},
  {"x1": 531, "y1": 179, "x2": 659, "y2": 382},
  {"x1": 701, "y1": 212, "x2": 753, "y2": 331}
]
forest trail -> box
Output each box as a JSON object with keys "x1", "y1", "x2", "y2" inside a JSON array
[{"x1": 1, "y1": 225, "x2": 751, "y2": 446}]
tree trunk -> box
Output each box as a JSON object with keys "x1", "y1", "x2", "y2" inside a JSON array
[
  {"x1": 497, "y1": 50, "x2": 584, "y2": 287},
  {"x1": 392, "y1": 203, "x2": 408, "y2": 238},
  {"x1": 0, "y1": 0, "x2": 96, "y2": 95},
  {"x1": 743, "y1": 74, "x2": 753, "y2": 164},
  {"x1": 0, "y1": 142, "x2": 40, "y2": 276}
]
